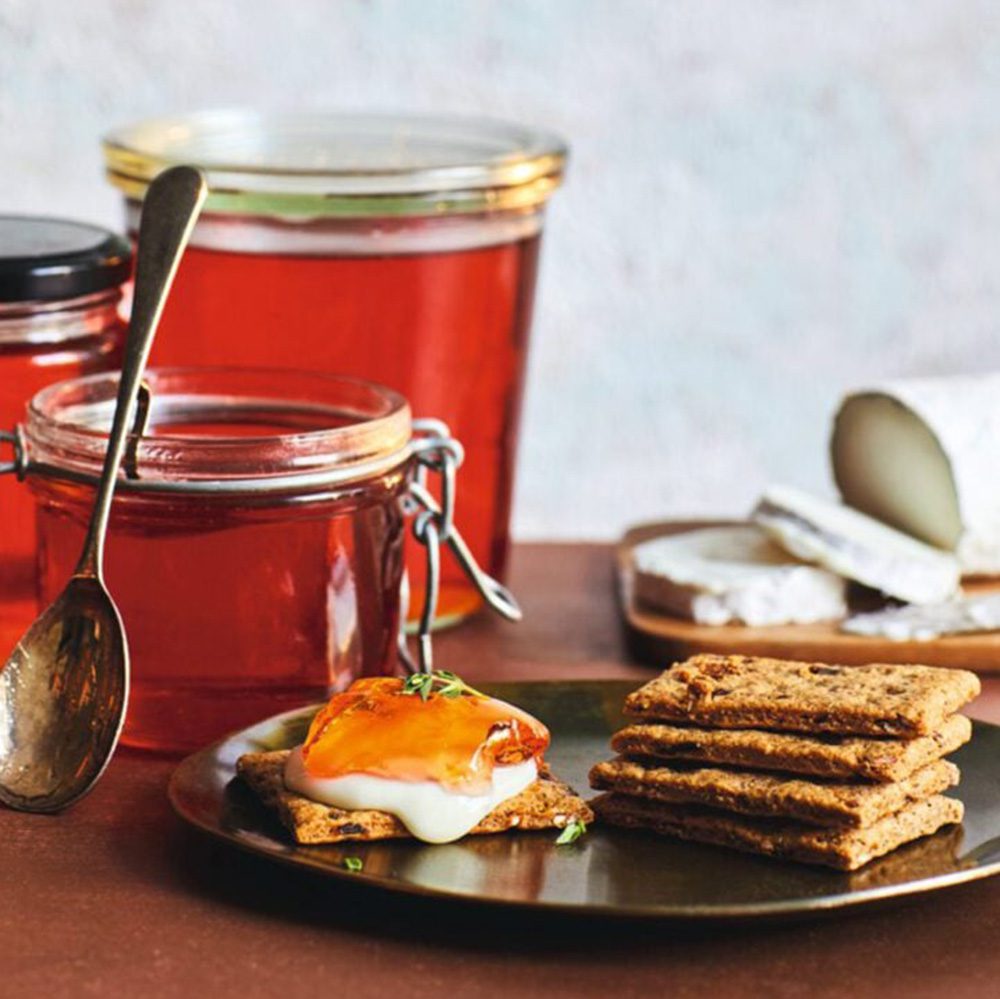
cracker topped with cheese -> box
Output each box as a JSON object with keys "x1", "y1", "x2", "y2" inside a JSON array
[
  {"x1": 237, "y1": 673, "x2": 592, "y2": 845},
  {"x1": 238, "y1": 751, "x2": 590, "y2": 845}
]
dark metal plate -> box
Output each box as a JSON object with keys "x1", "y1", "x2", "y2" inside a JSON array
[{"x1": 168, "y1": 680, "x2": 1000, "y2": 920}]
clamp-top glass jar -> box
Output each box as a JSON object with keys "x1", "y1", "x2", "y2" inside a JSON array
[
  {"x1": 20, "y1": 368, "x2": 414, "y2": 753},
  {"x1": 102, "y1": 111, "x2": 567, "y2": 625},
  {"x1": 0, "y1": 218, "x2": 130, "y2": 651}
]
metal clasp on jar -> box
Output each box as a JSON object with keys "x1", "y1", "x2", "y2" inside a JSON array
[
  {"x1": 399, "y1": 419, "x2": 522, "y2": 674},
  {"x1": 0, "y1": 427, "x2": 25, "y2": 480},
  {"x1": 0, "y1": 384, "x2": 149, "y2": 484}
]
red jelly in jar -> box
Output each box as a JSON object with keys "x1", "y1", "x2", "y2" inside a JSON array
[
  {"x1": 21, "y1": 369, "x2": 414, "y2": 753},
  {"x1": 0, "y1": 218, "x2": 129, "y2": 651},
  {"x1": 103, "y1": 111, "x2": 567, "y2": 625}
]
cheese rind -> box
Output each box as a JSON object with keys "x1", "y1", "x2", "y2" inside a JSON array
[
  {"x1": 753, "y1": 485, "x2": 960, "y2": 605},
  {"x1": 832, "y1": 376, "x2": 1000, "y2": 575},
  {"x1": 632, "y1": 525, "x2": 846, "y2": 626}
]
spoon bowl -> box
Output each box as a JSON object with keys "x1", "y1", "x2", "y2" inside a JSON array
[{"x1": 0, "y1": 578, "x2": 126, "y2": 811}]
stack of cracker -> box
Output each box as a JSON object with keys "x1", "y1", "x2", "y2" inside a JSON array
[{"x1": 591, "y1": 654, "x2": 980, "y2": 870}]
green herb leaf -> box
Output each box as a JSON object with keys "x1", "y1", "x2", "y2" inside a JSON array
[
  {"x1": 399, "y1": 670, "x2": 485, "y2": 702},
  {"x1": 402, "y1": 674, "x2": 425, "y2": 694},
  {"x1": 343, "y1": 856, "x2": 364, "y2": 873},
  {"x1": 555, "y1": 818, "x2": 587, "y2": 845}
]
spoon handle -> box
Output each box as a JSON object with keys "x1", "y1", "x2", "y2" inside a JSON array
[{"x1": 75, "y1": 166, "x2": 207, "y2": 579}]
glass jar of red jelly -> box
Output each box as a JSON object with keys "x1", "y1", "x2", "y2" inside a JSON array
[
  {"x1": 17, "y1": 368, "x2": 413, "y2": 753},
  {"x1": 0, "y1": 217, "x2": 130, "y2": 652},
  {"x1": 102, "y1": 111, "x2": 567, "y2": 625}
]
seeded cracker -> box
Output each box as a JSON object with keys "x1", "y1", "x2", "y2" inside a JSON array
[
  {"x1": 592, "y1": 792, "x2": 963, "y2": 871},
  {"x1": 237, "y1": 750, "x2": 593, "y2": 845},
  {"x1": 624, "y1": 655, "x2": 980, "y2": 737},
  {"x1": 610, "y1": 714, "x2": 972, "y2": 782},
  {"x1": 589, "y1": 757, "x2": 958, "y2": 827}
]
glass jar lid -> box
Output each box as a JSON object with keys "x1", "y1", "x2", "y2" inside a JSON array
[
  {"x1": 23, "y1": 368, "x2": 413, "y2": 494},
  {"x1": 103, "y1": 110, "x2": 567, "y2": 218},
  {"x1": 0, "y1": 216, "x2": 131, "y2": 303}
]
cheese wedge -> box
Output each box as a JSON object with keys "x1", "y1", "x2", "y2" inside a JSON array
[
  {"x1": 632, "y1": 525, "x2": 846, "y2": 626},
  {"x1": 753, "y1": 485, "x2": 960, "y2": 605},
  {"x1": 844, "y1": 593, "x2": 1000, "y2": 641},
  {"x1": 832, "y1": 375, "x2": 1000, "y2": 575}
]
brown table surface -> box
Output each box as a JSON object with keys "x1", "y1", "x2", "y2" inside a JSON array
[{"x1": 4, "y1": 542, "x2": 1000, "y2": 999}]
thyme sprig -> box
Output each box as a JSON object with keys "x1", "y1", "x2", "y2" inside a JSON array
[
  {"x1": 401, "y1": 670, "x2": 485, "y2": 702},
  {"x1": 555, "y1": 818, "x2": 588, "y2": 845}
]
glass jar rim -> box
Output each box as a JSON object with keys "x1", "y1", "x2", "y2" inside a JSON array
[
  {"x1": 102, "y1": 109, "x2": 567, "y2": 219},
  {"x1": 23, "y1": 367, "x2": 413, "y2": 493},
  {"x1": 0, "y1": 289, "x2": 123, "y2": 347}
]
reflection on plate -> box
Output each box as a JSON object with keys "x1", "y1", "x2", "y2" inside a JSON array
[{"x1": 169, "y1": 681, "x2": 1000, "y2": 921}]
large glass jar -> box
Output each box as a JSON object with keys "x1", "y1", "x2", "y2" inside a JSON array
[
  {"x1": 102, "y1": 111, "x2": 567, "y2": 625},
  {"x1": 19, "y1": 368, "x2": 413, "y2": 753},
  {"x1": 0, "y1": 217, "x2": 130, "y2": 652}
]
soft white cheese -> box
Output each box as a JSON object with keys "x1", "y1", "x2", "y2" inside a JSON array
[
  {"x1": 844, "y1": 594, "x2": 1000, "y2": 641},
  {"x1": 832, "y1": 376, "x2": 1000, "y2": 575},
  {"x1": 753, "y1": 485, "x2": 960, "y2": 605},
  {"x1": 632, "y1": 525, "x2": 846, "y2": 626},
  {"x1": 283, "y1": 747, "x2": 538, "y2": 844}
]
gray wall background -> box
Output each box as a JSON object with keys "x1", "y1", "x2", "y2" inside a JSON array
[{"x1": 3, "y1": 0, "x2": 999, "y2": 539}]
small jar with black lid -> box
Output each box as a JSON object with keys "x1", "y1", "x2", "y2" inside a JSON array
[{"x1": 0, "y1": 216, "x2": 131, "y2": 648}]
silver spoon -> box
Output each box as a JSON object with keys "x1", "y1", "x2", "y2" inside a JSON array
[{"x1": 0, "y1": 165, "x2": 207, "y2": 812}]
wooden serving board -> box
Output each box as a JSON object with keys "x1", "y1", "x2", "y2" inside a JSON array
[{"x1": 618, "y1": 520, "x2": 1000, "y2": 673}]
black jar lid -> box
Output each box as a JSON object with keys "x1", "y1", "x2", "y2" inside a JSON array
[{"x1": 0, "y1": 216, "x2": 132, "y2": 303}]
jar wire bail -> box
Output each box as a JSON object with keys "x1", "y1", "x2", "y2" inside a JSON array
[
  {"x1": 3, "y1": 378, "x2": 158, "y2": 485},
  {"x1": 0, "y1": 429, "x2": 21, "y2": 479},
  {"x1": 399, "y1": 419, "x2": 522, "y2": 675}
]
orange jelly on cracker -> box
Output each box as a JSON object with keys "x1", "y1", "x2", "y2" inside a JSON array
[{"x1": 300, "y1": 677, "x2": 550, "y2": 794}]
